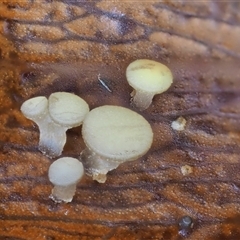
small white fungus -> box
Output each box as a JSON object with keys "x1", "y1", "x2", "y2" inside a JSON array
[
  {"x1": 48, "y1": 157, "x2": 84, "y2": 203},
  {"x1": 80, "y1": 105, "x2": 153, "y2": 183},
  {"x1": 126, "y1": 59, "x2": 173, "y2": 111}
]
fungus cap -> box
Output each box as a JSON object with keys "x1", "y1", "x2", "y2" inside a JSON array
[
  {"x1": 82, "y1": 105, "x2": 153, "y2": 162},
  {"x1": 21, "y1": 96, "x2": 48, "y2": 118},
  {"x1": 126, "y1": 59, "x2": 173, "y2": 93},
  {"x1": 48, "y1": 157, "x2": 84, "y2": 186},
  {"x1": 49, "y1": 92, "x2": 89, "y2": 127}
]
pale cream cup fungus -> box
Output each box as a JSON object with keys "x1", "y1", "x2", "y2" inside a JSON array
[
  {"x1": 21, "y1": 92, "x2": 89, "y2": 157},
  {"x1": 48, "y1": 157, "x2": 84, "y2": 203},
  {"x1": 80, "y1": 105, "x2": 153, "y2": 183},
  {"x1": 126, "y1": 59, "x2": 173, "y2": 111}
]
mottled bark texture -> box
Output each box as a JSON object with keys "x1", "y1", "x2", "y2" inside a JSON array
[{"x1": 0, "y1": 1, "x2": 240, "y2": 239}]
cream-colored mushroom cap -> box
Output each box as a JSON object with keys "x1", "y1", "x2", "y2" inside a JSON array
[
  {"x1": 82, "y1": 105, "x2": 153, "y2": 162},
  {"x1": 21, "y1": 96, "x2": 48, "y2": 118},
  {"x1": 49, "y1": 92, "x2": 89, "y2": 127},
  {"x1": 48, "y1": 157, "x2": 84, "y2": 186},
  {"x1": 126, "y1": 59, "x2": 173, "y2": 93}
]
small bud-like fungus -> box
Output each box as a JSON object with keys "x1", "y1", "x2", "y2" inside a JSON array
[
  {"x1": 48, "y1": 157, "x2": 84, "y2": 203},
  {"x1": 126, "y1": 59, "x2": 173, "y2": 111},
  {"x1": 80, "y1": 105, "x2": 153, "y2": 183},
  {"x1": 171, "y1": 116, "x2": 186, "y2": 131},
  {"x1": 21, "y1": 92, "x2": 89, "y2": 157},
  {"x1": 178, "y1": 216, "x2": 194, "y2": 237},
  {"x1": 181, "y1": 165, "x2": 193, "y2": 176}
]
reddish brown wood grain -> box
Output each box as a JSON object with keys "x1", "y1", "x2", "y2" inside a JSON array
[{"x1": 0, "y1": 1, "x2": 240, "y2": 239}]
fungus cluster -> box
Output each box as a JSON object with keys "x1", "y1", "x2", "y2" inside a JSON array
[
  {"x1": 21, "y1": 92, "x2": 89, "y2": 158},
  {"x1": 20, "y1": 58, "x2": 173, "y2": 202}
]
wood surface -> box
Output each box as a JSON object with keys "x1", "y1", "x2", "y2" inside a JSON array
[{"x1": 0, "y1": 1, "x2": 240, "y2": 239}]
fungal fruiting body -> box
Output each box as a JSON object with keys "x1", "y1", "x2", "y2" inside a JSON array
[
  {"x1": 80, "y1": 105, "x2": 153, "y2": 183},
  {"x1": 21, "y1": 92, "x2": 89, "y2": 157},
  {"x1": 180, "y1": 165, "x2": 193, "y2": 176},
  {"x1": 48, "y1": 157, "x2": 84, "y2": 203},
  {"x1": 179, "y1": 216, "x2": 194, "y2": 237},
  {"x1": 171, "y1": 116, "x2": 187, "y2": 131},
  {"x1": 126, "y1": 59, "x2": 173, "y2": 111}
]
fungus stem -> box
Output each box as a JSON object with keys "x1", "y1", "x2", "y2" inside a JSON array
[
  {"x1": 131, "y1": 90, "x2": 154, "y2": 111},
  {"x1": 80, "y1": 147, "x2": 120, "y2": 183},
  {"x1": 50, "y1": 184, "x2": 77, "y2": 203},
  {"x1": 37, "y1": 114, "x2": 67, "y2": 157}
]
